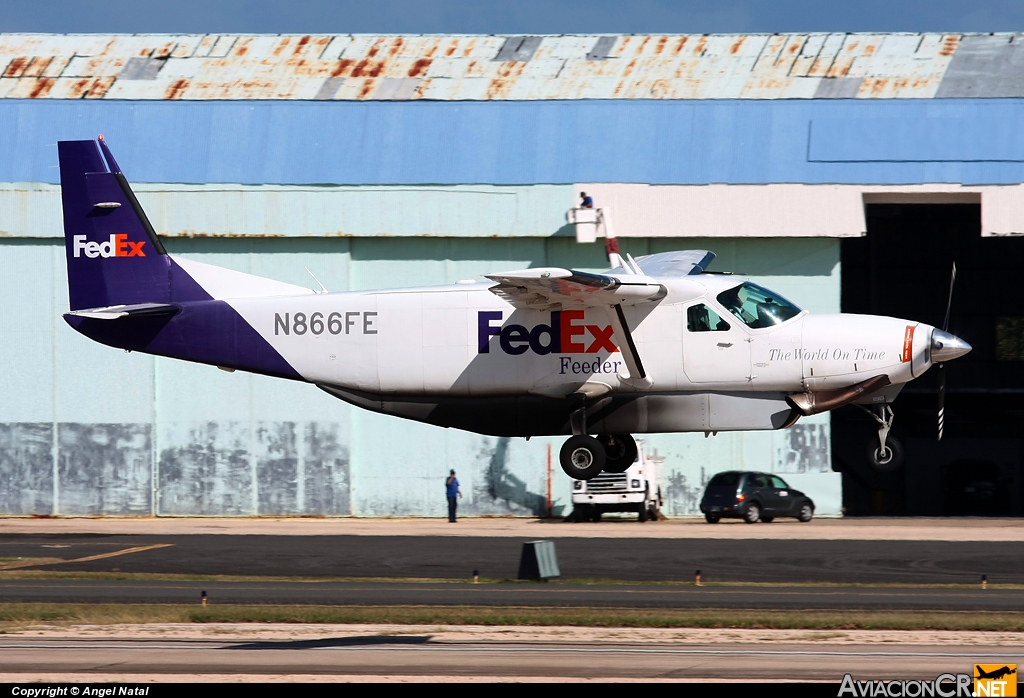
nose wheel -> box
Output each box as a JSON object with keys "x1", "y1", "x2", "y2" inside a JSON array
[{"x1": 859, "y1": 403, "x2": 905, "y2": 472}]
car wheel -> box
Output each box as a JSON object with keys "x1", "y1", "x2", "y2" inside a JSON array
[
  {"x1": 798, "y1": 502, "x2": 814, "y2": 522},
  {"x1": 638, "y1": 503, "x2": 648, "y2": 523},
  {"x1": 760, "y1": 516, "x2": 774, "y2": 523},
  {"x1": 744, "y1": 503, "x2": 760, "y2": 524},
  {"x1": 704, "y1": 514, "x2": 720, "y2": 524}
]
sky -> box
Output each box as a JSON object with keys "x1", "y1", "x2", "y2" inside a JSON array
[{"x1": 2, "y1": 0, "x2": 1024, "y2": 35}]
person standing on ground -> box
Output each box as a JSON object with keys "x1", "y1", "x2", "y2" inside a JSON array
[{"x1": 446, "y1": 469, "x2": 462, "y2": 523}]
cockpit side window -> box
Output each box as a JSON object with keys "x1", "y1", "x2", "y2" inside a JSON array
[
  {"x1": 686, "y1": 304, "x2": 731, "y2": 332},
  {"x1": 716, "y1": 282, "x2": 802, "y2": 329}
]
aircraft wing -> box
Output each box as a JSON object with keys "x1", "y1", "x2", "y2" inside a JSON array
[
  {"x1": 607, "y1": 250, "x2": 715, "y2": 277},
  {"x1": 484, "y1": 268, "x2": 665, "y2": 311},
  {"x1": 484, "y1": 268, "x2": 666, "y2": 385}
]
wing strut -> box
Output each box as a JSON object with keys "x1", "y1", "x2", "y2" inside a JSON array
[{"x1": 605, "y1": 304, "x2": 651, "y2": 387}]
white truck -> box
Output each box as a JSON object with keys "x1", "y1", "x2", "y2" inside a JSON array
[{"x1": 569, "y1": 439, "x2": 663, "y2": 522}]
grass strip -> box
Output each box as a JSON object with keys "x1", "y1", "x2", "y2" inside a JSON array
[{"x1": 2, "y1": 604, "x2": 1024, "y2": 631}]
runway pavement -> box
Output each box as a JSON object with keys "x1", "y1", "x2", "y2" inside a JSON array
[
  {"x1": 0, "y1": 633, "x2": 1019, "y2": 680},
  {"x1": 0, "y1": 532, "x2": 1019, "y2": 584}
]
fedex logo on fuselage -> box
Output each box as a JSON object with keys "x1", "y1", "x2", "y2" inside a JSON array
[
  {"x1": 477, "y1": 310, "x2": 617, "y2": 355},
  {"x1": 73, "y1": 234, "x2": 146, "y2": 258}
]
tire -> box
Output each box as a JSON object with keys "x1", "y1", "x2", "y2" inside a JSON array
[
  {"x1": 590, "y1": 510, "x2": 602, "y2": 522},
  {"x1": 744, "y1": 503, "x2": 761, "y2": 524},
  {"x1": 705, "y1": 514, "x2": 720, "y2": 524},
  {"x1": 866, "y1": 436, "x2": 904, "y2": 473},
  {"x1": 638, "y1": 504, "x2": 648, "y2": 523},
  {"x1": 559, "y1": 435, "x2": 606, "y2": 480},
  {"x1": 598, "y1": 434, "x2": 638, "y2": 473},
  {"x1": 798, "y1": 502, "x2": 814, "y2": 523},
  {"x1": 761, "y1": 516, "x2": 774, "y2": 523}
]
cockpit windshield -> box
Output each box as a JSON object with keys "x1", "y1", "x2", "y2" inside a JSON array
[{"x1": 716, "y1": 282, "x2": 802, "y2": 329}]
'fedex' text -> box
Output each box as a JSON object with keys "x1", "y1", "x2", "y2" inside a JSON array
[
  {"x1": 73, "y1": 234, "x2": 145, "y2": 258},
  {"x1": 478, "y1": 310, "x2": 617, "y2": 355}
]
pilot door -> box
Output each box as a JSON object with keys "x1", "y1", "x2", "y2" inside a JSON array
[{"x1": 682, "y1": 302, "x2": 751, "y2": 384}]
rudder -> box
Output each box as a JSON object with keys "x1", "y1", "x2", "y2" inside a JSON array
[{"x1": 58, "y1": 137, "x2": 172, "y2": 311}]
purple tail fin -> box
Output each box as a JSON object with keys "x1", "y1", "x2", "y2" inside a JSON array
[{"x1": 59, "y1": 137, "x2": 173, "y2": 311}]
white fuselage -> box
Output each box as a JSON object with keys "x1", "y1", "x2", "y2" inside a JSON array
[{"x1": 218, "y1": 272, "x2": 933, "y2": 403}]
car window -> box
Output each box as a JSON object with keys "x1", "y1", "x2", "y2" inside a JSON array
[
  {"x1": 770, "y1": 475, "x2": 788, "y2": 489},
  {"x1": 687, "y1": 304, "x2": 731, "y2": 332},
  {"x1": 708, "y1": 472, "x2": 740, "y2": 487},
  {"x1": 750, "y1": 474, "x2": 768, "y2": 489}
]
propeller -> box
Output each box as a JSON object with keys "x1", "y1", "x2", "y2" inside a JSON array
[{"x1": 937, "y1": 262, "x2": 956, "y2": 441}]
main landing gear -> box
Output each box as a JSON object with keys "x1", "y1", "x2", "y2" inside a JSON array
[
  {"x1": 558, "y1": 400, "x2": 638, "y2": 479},
  {"x1": 559, "y1": 433, "x2": 637, "y2": 480}
]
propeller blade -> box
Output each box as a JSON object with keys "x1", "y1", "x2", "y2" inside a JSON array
[
  {"x1": 937, "y1": 363, "x2": 946, "y2": 441},
  {"x1": 938, "y1": 261, "x2": 956, "y2": 441},
  {"x1": 942, "y1": 262, "x2": 957, "y2": 332}
]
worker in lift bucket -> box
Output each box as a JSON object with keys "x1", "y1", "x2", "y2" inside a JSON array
[{"x1": 580, "y1": 192, "x2": 594, "y2": 208}]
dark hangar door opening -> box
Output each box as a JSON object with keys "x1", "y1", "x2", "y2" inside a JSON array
[{"x1": 834, "y1": 203, "x2": 1024, "y2": 516}]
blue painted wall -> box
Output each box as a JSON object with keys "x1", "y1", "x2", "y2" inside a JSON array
[{"x1": 4, "y1": 99, "x2": 1024, "y2": 186}]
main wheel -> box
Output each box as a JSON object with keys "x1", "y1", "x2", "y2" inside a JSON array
[
  {"x1": 798, "y1": 502, "x2": 814, "y2": 522},
  {"x1": 598, "y1": 434, "x2": 638, "y2": 473},
  {"x1": 559, "y1": 435, "x2": 606, "y2": 480},
  {"x1": 760, "y1": 516, "x2": 774, "y2": 523},
  {"x1": 866, "y1": 437, "x2": 904, "y2": 473},
  {"x1": 743, "y1": 503, "x2": 761, "y2": 524},
  {"x1": 705, "y1": 514, "x2": 720, "y2": 524}
]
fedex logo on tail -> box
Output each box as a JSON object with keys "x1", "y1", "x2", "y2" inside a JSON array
[
  {"x1": 73, "y1": 234, "x2": 146, "y2": 258},
  {"x1": 478, "y1": 310, "x2": 617, "y2": 355}
]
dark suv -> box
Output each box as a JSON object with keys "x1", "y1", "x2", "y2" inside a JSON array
[{"x1": 700, "y1": 471, "x2": 814, "y2": 524}]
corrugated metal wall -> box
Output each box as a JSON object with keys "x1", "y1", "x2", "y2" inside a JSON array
[{"x1": 0, "y1": 234, "x2": 841, "y2": 517}]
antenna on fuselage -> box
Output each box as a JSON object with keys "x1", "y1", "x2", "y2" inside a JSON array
[
  {"x1": 305, "y1": 267, "x2": 328, "y2": 294},
  {"x1": 624, "y1": 253, "x2": 644, "y2": 275}
]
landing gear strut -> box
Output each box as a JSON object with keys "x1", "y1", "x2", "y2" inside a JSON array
[{"x1": 859, "y1": 403, "x2": 905, "y2": 472}]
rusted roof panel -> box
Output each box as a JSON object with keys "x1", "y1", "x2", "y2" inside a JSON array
[{"x1": 0, "y1": 32, "x2": 1016, "y2": 101}]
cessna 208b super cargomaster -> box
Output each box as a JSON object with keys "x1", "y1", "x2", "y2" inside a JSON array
[{"x1": 59, "y1": 137, "x2": 972, "y2": 480}]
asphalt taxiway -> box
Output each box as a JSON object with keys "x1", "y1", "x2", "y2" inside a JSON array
[{"x1": 0, "y1": 531, "x2": 1020, "y2": 585}]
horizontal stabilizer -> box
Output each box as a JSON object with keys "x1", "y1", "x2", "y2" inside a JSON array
[{"x1": 65, "y1": 302, "x2": 180, "y2": 320}]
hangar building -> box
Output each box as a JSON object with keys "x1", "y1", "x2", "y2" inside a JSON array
[{"x1": 1, "y1": 32, "x2": 1022, "y2": 517}]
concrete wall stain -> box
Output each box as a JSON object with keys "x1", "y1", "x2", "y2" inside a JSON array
[
  {"x1": 158, "y1": 422, "x2": 254, "y2": 515},
  {"x1": 0, "y1": 423, "x2": 53, "y2": 515},
  {"x1": 776, "y1": 423, "x2": 831, "y2": 473},
  {"x1": 255, "y1": 421, "x2": 298, "y2": 515},
  {"x1": 58, "y1": 423, "x2": 151, "y2": 515},
  {"x1": 302, "y1": 422, "x2": 350, "y2": 515}
]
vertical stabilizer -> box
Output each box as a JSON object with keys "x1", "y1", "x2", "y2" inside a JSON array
[{"x1": 59, "y1": 137, "x2": 174, "y2": 311}]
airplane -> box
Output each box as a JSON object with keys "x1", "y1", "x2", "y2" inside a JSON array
[
  {"x1": 57, "y1": 137, "x2": 973, "y2": 481},
  {"x1": 976, "y1": 666, "x2": 1017, "y2": 681}
]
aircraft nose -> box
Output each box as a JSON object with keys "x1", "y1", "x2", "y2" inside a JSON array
[{"x1": 931, "y1": 329, "x2": 972, "y2": 362}]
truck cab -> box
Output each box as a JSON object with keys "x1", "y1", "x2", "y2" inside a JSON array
[{"x1": 569, "y1": 439, "x2": 663, "y2": 522}]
